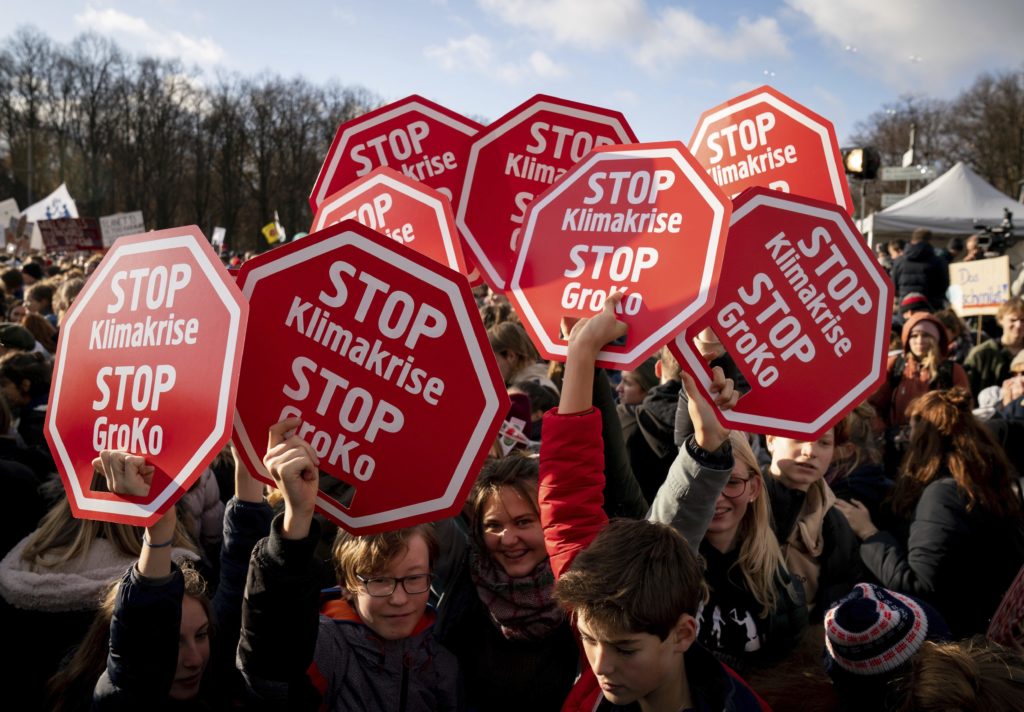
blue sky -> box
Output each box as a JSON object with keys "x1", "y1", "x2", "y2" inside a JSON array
[{"x1": 3, "y1": 1, "x2": 1023, "y2": 147}]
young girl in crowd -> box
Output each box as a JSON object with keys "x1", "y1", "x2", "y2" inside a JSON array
[
  {"x1": 237, "y1": 419, "x2": 459, "y2": 710},
  {"x1": 87, "y1": 448, "x2": 272, "y2": 709},
  {"x1": 870, "y1": 312, "x2": 969, "y2": 468},
  {"x1": 836, "y1": 388, "x2": 1024, "y2": 637},
  {"x1": 488, "y1": 320, "x2": 558, "y2": 392},
  {"x1": 762, "y1": 423, "x2": 863, "y2": 616},
  {"x1": 0, "y1": 494, "x2": 196, "y2": 708},
  {"x1": 434, "y1": 454, "x2": 579, "y2": 710},
  {"x1": 649, "y1": 420, "x2": 807, "y2": 671}
]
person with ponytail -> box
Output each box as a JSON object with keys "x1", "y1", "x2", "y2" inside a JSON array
[{"x1": 836, "y1": 387, "x2": 1024, "y2": 637}]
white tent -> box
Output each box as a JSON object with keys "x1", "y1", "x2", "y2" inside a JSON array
[{"x1": 861, "y1": 162, "x2": 1020, "y2": 243}]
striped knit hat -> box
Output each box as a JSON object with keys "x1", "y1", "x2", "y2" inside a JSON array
[{"x1": 824, "y1": 583, "x2": 948, "y2": 677}]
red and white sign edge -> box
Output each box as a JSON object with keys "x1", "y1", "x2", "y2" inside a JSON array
[
  {"x1": 689, "y1": 89, "x2": 848, "y2": 210},
  {"x1": 311, "y1": 170, "x2": 464, "y2": 271},
  {"x1": 674, "y1": 190, "x2": 890, "y2": 436},
  {"x1": 510, "y1": 144, "x2": 729, "y2": 366},
  {"x1": 232, "y1": 226, "x2": 505, "y2": 529},
  {"x1": 457, "y1": 99, "x2": 637, "y2": 291},
  {"x1": 312, "y1": 99, "x2": 480, "y2": 209},
  {"x1": 48, "y1": 231, "x2": 245, "y2": 518}
]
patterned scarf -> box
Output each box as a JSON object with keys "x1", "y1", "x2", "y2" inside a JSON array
[{"x1": 468, "y1": 542, "x2": 565, "y2": 641}]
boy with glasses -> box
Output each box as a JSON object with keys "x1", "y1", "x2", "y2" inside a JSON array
[{"x1": 237, "y1": 418, "x2": 459, "y2": 711}]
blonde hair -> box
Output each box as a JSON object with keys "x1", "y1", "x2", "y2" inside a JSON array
[
  {"x1": 730, "y1": 431, "x2": 791, "y2": 618},
  {"x1": 899, "y1": 637, "x2": 1024, "y2": 711},
  {"x1": 332, "y1": 525, "x2": 439, "y2": 592},
  {"x1": 22, "y1": 497, "x2": 195, "y2": 568}
]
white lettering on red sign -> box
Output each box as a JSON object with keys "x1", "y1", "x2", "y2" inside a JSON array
[
  {"x1": 714, "y1": 226, "x2": 871, "y2": 387},
  {"x1": 275, "y1": 260, "x2": 448, "y2": 482},
  {"x1": 333, "y1": 192, "x2": 416, "y2": 245},
  {"x1": 704, "y1": 112, "x2": 798, "y2": 191},
  {"x1": 349, "y1": 120, "x2": 458, "y2": 192}
]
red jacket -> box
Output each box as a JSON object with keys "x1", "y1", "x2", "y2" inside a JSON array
[{"x1": 539, "y1": 408, "x2": 769, "y2": 712}]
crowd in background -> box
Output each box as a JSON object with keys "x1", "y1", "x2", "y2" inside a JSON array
[{"x1": 0, "y1": 237, "x2": 1023, "y2": 711}]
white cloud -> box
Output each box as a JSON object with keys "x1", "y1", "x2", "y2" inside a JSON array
[
  {"x1": 75, "y1": 6, "x2": 225, "y2": 67},
  {"x1": 786, "y1": 0, "x2": 1024, "y2": 92},
  {"x1": 477, "y1": 0, "x2": 789, "y2": 67},
  {"x1": 424, "y1": 34, "x2": 569, "y2": 82}
]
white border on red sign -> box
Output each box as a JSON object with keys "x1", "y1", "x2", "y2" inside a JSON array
[
  {"x1": 313, "y1": 101, "x2": 479, "y2": 209},
  {"x1": 509, "y1": 145, "x2": 728, "y2": 366},
  {"x1": 48, "y1": 233, "x2": 244, "y2": 517},
  {"x1": 233, "y1": 228, "x2": 503, "y2": 529},
  {"x1": 312, "y1": 172, "x2": 462, "y2": 270},
  {"x1": 675, "y1": 192, "x2": 889, "y2": 434},
  {"x1": 690, "y1": 91, "x2": 846, "y2": 207},
  {"x1": 456, "y1": 100, "x2": 636, "y2": 291}
]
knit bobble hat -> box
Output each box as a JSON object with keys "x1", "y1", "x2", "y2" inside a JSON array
[
  {"x1": 824, "y1": 583, "x2": 948, "y2": 677},
  {"x1": 899, "y1": 292, "x2": 931, "y2": 312}
]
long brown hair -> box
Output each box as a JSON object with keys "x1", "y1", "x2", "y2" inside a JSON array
[{"x1": 891, "y1": 388, "x2": 1020, "y2": 519}]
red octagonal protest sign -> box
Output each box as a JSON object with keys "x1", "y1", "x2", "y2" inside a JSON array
[
  {"x1": 458, "y1": 94, "x2": 638, "y2": 292},
  {"x1": 509, "y1": 141, "x2": 731, "y2": 370},
  {"x1": 232, "y1": 220, "x2": 508, "y2": 535},
  {"x1": 46, "y1": 227, "x2": 248, "y2": 525},
  {"x1": 311, "y1": 166, "x2": 470, "y2": 277},
  {"x1": 672, "y1": 187, "x2": 891, "y2": 440},
  {"x1": 689, "y1": 86, "x2": 853, "y2": 215},
  {"x1": 310, "y1": 95, "x2": 482, "y2": 213}
]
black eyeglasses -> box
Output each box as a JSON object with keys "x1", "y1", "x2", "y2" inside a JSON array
[
  {"x1": 721, "y1": 477, "x2": 752, "y2": 500},
  {"x1": 355, "y1": 573, "x2": 434, "y2": 597}
]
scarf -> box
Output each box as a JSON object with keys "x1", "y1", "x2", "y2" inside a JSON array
[
  {"x1": 468, "y1": 542, "x2": 564, "y2": 641},
  {"x1": 780, "y1": 479, "x2": 835, "y2": 612}
]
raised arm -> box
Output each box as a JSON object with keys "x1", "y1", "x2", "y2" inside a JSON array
[
  {"x1": 540, "y1": 295, "x2": 627, "y2": 579},
  {"x1": 647, "y1": 369, "x2": 737, "y2": 552},
  {"x1": 237, "y1": 418, "x2": 325, "y2": 707}
]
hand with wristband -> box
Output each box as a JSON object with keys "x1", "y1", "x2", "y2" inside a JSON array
[{"x1": 92, "y1": 450, "x2": 176, "y2": 578}]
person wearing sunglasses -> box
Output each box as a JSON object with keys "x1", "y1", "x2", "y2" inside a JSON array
[{"x1": 237, "y1": 418, "x2": 459, "y2": 711}]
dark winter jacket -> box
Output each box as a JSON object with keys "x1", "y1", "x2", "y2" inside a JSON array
[
  {"x1": 860, "y1": 475, "x2": 1024, "y2": 637},
  {"x1": 434, "y1": 548, "x2": 578, "y2": 711},
  {"x1": 763, "y1": 476, "x2": 864, "y2": 615},
  {"x1": 618, "y1": 379, "x2": 680, "y2": 505},
  {"x1": 93, "y1": 497, "x2": 272, "y2": 710},
  {"x1": 237, "y1": 515, "x2": 460, "y2": 711},
  {"x1": 890, "y1": 241, "x2": 950, "y2": 310}
]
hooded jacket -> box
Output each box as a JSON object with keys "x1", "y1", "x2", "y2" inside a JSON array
[
  {"x1": 869, "y1": 312, "x2": 969, "y2": 427},
  {"x1": 890, "y1": 241, "x2": 949, "y2": 310}
]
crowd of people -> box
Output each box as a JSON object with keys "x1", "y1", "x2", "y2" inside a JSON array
[{"x1": 1, "y1": 235, "x2": 1024, "y2": 711}]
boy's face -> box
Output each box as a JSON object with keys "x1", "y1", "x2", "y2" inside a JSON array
[
  {"x1": 350, "y1": 534, "x2": 431, "y2": 640},
  {"x1": 767, "y1": 430, "x2": 835, "y2": 491},
  {"x1": 576, "y1": 612, "x2": 695, "y2": 707}
]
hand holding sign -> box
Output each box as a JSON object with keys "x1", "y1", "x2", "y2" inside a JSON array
[
  {"x1": 264, "y1": 418, "x2": 320, "y2": 540},
  {"x1": 92, "y1": 451, "x2": 155, "y2": 498},
  {"x1": 681, "y1": 367, "x2": 735, "y2": 453}
]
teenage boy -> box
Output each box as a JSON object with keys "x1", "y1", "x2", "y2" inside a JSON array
[
  {"x1": 237, "y1": 419, "x2": 459, "y2": 711},
  {"x1": 540, "y1": 293, "x2": 767, "y2": 711}
]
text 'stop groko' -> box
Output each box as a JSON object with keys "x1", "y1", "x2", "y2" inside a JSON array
[
  {"x1": 231, "y1": 220, "x2": 508, "y2": 535},
  {"x1": 508, "y1": 141, "x2": 730, "y2": 371},
  {"x1": 688, "y1": 85, "x2": 854, "y2": 215},
  {"x1": 671, "y1": 187, "x2": 891, "y2": 440},
  {"x1": 310, "y1": 95, "x2": 482, "y2": 215},
  {"x1": 45, "y1": 227, "x2": 248, "y2": 526}
]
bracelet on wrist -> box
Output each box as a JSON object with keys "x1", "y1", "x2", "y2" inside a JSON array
[{"x1": 143, "y1": 534, "x2": 173, "y2": 548}]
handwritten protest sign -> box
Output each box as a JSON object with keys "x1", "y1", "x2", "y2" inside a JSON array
[{"x1": 948, "y1": 256, "x2": 1010, "y2": 317}]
